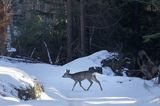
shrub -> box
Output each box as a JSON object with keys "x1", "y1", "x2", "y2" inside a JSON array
[{"x1": 15, "y1": 82, "x2": 44, "y2": 100}]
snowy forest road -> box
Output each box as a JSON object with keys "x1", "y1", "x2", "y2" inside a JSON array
[{"x1": 45, "y1": 86, "x2": 137, "y2": 106}]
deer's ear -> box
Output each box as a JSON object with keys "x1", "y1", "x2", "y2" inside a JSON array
[{"x1": 66, "y1": 69, "x2": 70, "y2": 73}]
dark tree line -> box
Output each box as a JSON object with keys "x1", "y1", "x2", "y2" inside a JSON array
[{"x1": 0, "y1": 0, "x2": 160, "y2": 65}]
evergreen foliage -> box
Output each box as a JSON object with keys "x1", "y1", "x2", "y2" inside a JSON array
[{"x1": 5, "y1": 0, "x2": 160, "y2": 64}]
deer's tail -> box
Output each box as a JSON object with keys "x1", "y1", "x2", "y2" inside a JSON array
[
  {"x1": 89, "y1": 67, "x2": 103, "y2": 74},
  {"x1": 95, "y1": 67, "x2": 103, "y2": 74}
]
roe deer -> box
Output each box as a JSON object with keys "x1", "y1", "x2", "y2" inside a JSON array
[{"x1": 62, "y1": 67, "x2": 103, "y2": 91}]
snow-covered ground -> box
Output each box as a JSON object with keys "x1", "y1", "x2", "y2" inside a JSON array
[{"x1": 0, "y1": 50, "x2": 160, "y2": 106}]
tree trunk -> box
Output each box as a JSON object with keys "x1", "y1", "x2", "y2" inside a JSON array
[
  {"x1": 0, "y1": 0, "x2": 11, "y2": 55},
  {"x1": 80, "y1": 0, "x2": 85, "y2": 56},
  {"x1": 66, "y1": 0, "x2": 72, "y2": 61}
]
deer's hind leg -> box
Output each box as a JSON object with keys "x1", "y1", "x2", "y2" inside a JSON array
[
  {"x1": 79, "y1": 81, "x2": 86, "y2": 91},
  {"x1": 87, "y1": 79, "x2": 93, "y2": 91},
  {"x1": 92, "y1": 75, "x2": 103, "y2": 91}
]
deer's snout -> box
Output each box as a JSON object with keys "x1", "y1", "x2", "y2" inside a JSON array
[
  {"x1": 62, "y1": 75, "x2": 65, "y2": 78},
  {"x1": 62, "y1": 73, "x2": 68, "y2": 78}
]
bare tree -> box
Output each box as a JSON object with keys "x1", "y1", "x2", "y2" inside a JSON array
[{"x1": 43, "y1": 41, "x2": 53, "y2": 64}]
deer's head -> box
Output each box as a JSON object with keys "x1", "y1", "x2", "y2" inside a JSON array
[{"x1": 62, "y1": 69, "x2": 71, "y2": 78}]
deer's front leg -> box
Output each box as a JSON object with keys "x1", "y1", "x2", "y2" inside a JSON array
[
  {"x1": 92, "y1": 76, "x2": 103, "y2": 91},
  {"x1": 72, "y1": 81, "x2": 77, "y2": 91}
]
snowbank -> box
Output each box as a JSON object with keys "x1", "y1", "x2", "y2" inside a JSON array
[
  {"x1": 0, "y1": 65, "x2": 49, "y2": 101},
  {"x1": 0, "y1": 50, "x2": 160, "y2": 106},
  {"x1": 63, "y1": 50, "x2": 117, "y2": 73}
]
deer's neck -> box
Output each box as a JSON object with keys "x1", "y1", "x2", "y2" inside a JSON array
[{"x1": 68, "y1": 73, "x2": 73, "y2": 79}]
